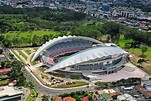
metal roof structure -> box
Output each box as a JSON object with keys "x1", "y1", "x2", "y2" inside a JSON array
[
  {"x1": 45, "y1": 46, "x2": 128, "y2": 72},
  {"x1": 32, "y1": 36, "x2": 103, "y2": 61}
]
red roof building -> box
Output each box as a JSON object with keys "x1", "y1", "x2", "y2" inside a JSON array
[
  {"x1": 64, "y1": 97, "x2": 76, "y2": 101},
  {"x1": 136, "y1": 85, "x2": 151, "y2": 97},
  {"x1": 55, "y1": 97, "x2": 62, "y2": 101},
  {"x1": 82, "y1": 96, "x2": 89, "y2": 101},
  {"x1": 0, "y1": 68, "x2": 11, "y2": 74}
]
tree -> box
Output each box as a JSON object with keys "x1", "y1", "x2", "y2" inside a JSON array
[
  {"x1": 9, "y1": 53, "x2": 14, "y2": 59},
  {"x1": 124, "y1": 43, "x2": 131, "y2": 49},
  {"x1": 137, "y1": 58, "x2": 145, "y2": 65},
  {"x1": 1, "y1": 62, "x2": 5, "y2": 68},
  {"x1": 5, "y1": 61, "x2": 11, "y2": 67},
  {"x1": 0, "y1": 72, "x2": 3, "y2": 76},
  {"x1": 0, "y1": 49, "x2": 3, "y2": 54},
  {"x1": 27, "y1": 81, "x2": 34, "y2": 89},
  {"x1": 112, "y1": 95, "x2": 117, "y2": 100},
  {"x1": 42, "y1": 35, "x2": 49, "y2": 43},
  {"x1": 42, "y1": 95, "x2": 49, "y2": 101},
  {"x1": 0, "y1": 35, "x2": 4, "y2": 41},
  {"x1": 88, "y1": 95, "x2": 94, "y2": 101},
  {"x1": 75, "y1": 96, "x2": 81, "y2": 101},
  {"x1": 106, "y1": 34, "x2": 111, "y2": 42},
  {"x1": 141, "y1": 46, "x2": 148, "y2": 56},
  {"x1": 10, "y1": 61, "x2": 23, "y2": 79},
  {"x1": 2, "y1": 39, "x2": 11, "y2": 48}
]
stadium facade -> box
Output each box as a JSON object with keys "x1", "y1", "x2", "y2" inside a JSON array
[{"x1": 32, "y1": 36, "x2": 128, "y2": 79}]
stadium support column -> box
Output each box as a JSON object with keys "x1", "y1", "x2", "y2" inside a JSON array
[
  {"x1": 115, "y1": 67, "x2": 117, "y2": 73},
  {"x1": 106, "y1": 68, "x2": 109, "y2": 74}
]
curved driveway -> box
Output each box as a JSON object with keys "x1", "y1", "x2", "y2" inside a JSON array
[
  {"x1": 10, "y1": 49, "x2": 95, "y2": 95},
  {"x1": 24, "y1": 65, "x2": 95, "y2": 95}
]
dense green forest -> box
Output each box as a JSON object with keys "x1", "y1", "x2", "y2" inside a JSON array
[
  {"x1": 0, "y1": 6, "x2": 86, "y2": 32},
  {"x1": 0, "y1": 6, "x2": 151, "y2": 48}
]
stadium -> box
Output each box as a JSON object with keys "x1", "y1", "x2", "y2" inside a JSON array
[{"x1": 32, "y1": 36, "x2": 128, "y2": 79}]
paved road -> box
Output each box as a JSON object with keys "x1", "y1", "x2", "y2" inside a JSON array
[
  {"x1": 23, "y1": 66, "x2": 95, "y2": 96},
  {"x1": 3, "y1": 48, "x2": 11, "y2": 61},
  {"x1": 23, "y1": 88, "x2": 30, "y2": 101},
  {"x1": 10, "y1": 48, "x2": 96, "y2": 95}
]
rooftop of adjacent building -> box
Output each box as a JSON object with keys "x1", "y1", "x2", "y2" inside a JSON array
[
  {"x1": 64, "y1": 96, "x2": 76, "y2": 101},
  {"x1": 0, "y1": 86, "x2": 23, "y2": 97},
  {"x1": 82, "y1": 96, "x2": 89, "y2": 101},
  {"x1": 55, "y1": 97, "x2": 63, "y2": 101},
  {"x1": 143, "y1": 80, "x2": 151, "y2": 86},
  {"x1": 117, "y1": 93, "x2": 136, "y2": 101}
]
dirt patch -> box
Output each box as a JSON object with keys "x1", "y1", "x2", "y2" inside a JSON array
[{"x1": 130, "y1": 53, "x2": 151, "y2": 75}]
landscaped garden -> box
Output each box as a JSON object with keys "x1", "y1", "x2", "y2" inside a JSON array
[
  {"x1": 11, "y1": 50, "x2": 24, "y2": 63},
  {"x1": 70, "y1": 75, "x2": 80, "y2": 79},
  {"x1": 11, "y1": 48, "x2": 38, "y2": 66},
  {"x1": 30, "y1": 53, "x2": 37, "y2": 65},
  {"x1": 39, "y1": 68, "x2": 46, "y2": 73},
  {"x1": 24, "y1": 50, "x2": 31, "y2": 55},
  {"x1": 18, "y1": 50, "x2": 28, "y2": 60},
  {"x1": 54, "y1": 81, "x2": 87, "y2": 88},
  {"x1": 26, "y1": 89, "x2": 38, "y2": 101}
]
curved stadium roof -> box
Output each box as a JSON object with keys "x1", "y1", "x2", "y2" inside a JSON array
[
  {"x1": 32, "y1": 36, "x2": 104, "y2": 61},
  {"x1": 45, "y1": 46, "x2": 128, "y2": 72}
]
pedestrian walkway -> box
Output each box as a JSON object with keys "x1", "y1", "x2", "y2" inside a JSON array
[{"x1": 21, "y1": 50, "x2": 28, "y2": 57}]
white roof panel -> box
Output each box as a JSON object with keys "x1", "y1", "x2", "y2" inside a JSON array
[
  {"x1": 45, "y1": 46, "x2": 128, "y2": 72},
  {"x1": 32, "y1": 36, "x2": 103, "y2": 61}
]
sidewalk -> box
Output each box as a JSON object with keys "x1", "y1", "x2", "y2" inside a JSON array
[{"x1": 23, "y1": 87, "x2": 30, "y2": 101}]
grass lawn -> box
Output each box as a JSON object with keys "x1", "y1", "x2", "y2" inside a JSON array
[
  {"x1": 18, "y1": 50, "x2": 28, "y2": 60},
  {"x1": 117, "y1": 39, "x2": 133, "y2": 48},
  {"x1": 3, "y1": 30, "x2": 60, "y2": 47},
  {"x1": 3, "y1": 30, "x2": 60, "y2": 40},
  {"x1": 54, "y1": 81, "x2": 87, "y2": 88},
  {"x1": 24, "y1": 50, "x2": 31, "y2": 55},
  {"x1": 30, "y1": 54, "x2": 37, "y2": 65},
  {"x1": 70, "y1": 75, "x2": 79, "y2": 79},
  {"x1": 129, "y1": 47, "x2": 151, "y2": 59},
  {"x1": 33, "y1": 47, "x2": 38, "y2": 51},
  {"x1": 102, "y1": 93, "x2": 111, "y2": 100},
  {"x1": 144, "y1": 47, "x2": 151, "y2": 59},
  {"x1": 11, "y1": 50, "x2": 24, "y2": 63},
  {"x1": 39, "y1": 68, "x2": 46, "y2": 73},
  {"x1": 31, "y1": 61, "x2": 36, "y2": 66},
  {"x1": 128, "y1": 47, "x2": 151, "y2": 74},
  {"x1": 0, "y1": 79, "x2": 9, "y2": 85},
  {"x1": 26, "y1": 89, "x2": 37, "y2": 101},
  {"x1": 130, "y1": 54, "x2": 151, "y2": 74},
  {"x1": 0, "y1": 75, "x2": 8, "y2": 79}
]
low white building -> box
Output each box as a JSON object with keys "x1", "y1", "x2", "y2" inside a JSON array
[
  {"x1": 117, "y1": 93, "x2": 136, "y2": 101},
  {"x1": 103, "y1": 88, "x2": 116, "y2": 94},
  {"x1": 0, "y1": 86, "x2": 24, "y2": 101}
]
